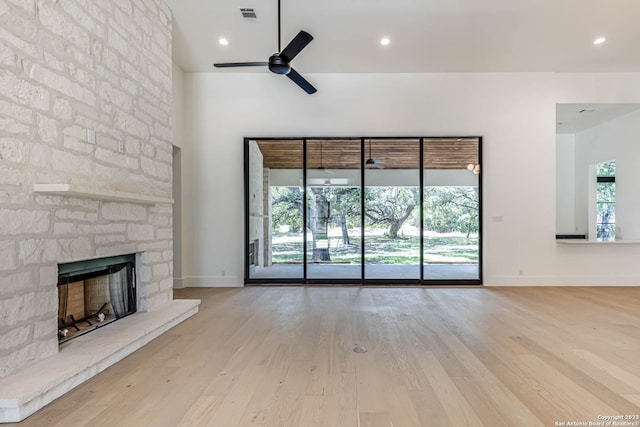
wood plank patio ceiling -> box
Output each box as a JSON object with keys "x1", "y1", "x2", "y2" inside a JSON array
[{"x1": 256, "y1": 138, "x2": 479, "y2": 170}]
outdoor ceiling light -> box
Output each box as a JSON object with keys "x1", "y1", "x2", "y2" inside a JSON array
[{"x1": 467, "y1": 163, "x2": 480, "y2": 174}]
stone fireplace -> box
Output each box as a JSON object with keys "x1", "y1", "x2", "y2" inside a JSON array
[
  {"x1": 0, "y1": 189, "x2": 201, "y2": 422},
  {"x1": 0, "y1": 0, "x2": 200, "y2": 422}
]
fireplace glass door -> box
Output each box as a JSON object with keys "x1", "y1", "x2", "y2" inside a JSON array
[{"x1": 57, "y1": 254, "x2": 136, "y2": 344}]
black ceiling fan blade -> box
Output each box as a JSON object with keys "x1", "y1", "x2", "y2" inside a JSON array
[
  {"x1": 213, "y1": 62, "x2": 269, "y2": 68},
  {"x1": 286, "y1": 68, "x2": 317, "y2": 94},
  {"x1": 280, "y1": 31, "x2": 313, "y2": 61}
]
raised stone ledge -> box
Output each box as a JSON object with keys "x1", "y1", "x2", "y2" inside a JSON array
[
  {"x1": 0, "y1": 299, "x2": 200, "y2": 423},
  {"x1": 33, "y1": 184, "x2": 173, "y2": 205}
]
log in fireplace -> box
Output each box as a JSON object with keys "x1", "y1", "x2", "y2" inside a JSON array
[{"x1": 57, "y1": 254, "x2": 136, "y2": 344}]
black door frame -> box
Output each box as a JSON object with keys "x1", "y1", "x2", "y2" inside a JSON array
[{"x1": 244, "y1": 136, "x2": 483, "y2": 286}]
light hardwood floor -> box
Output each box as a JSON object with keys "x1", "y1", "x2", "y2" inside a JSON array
[{"x1": 12, "y1": 287, "x2": 640, "y2": 426}]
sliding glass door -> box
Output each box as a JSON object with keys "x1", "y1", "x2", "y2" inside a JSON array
[
  {"x1": 246, "y1": 139, "x2": 304, "y2": 280},
  {"x1": 423, "y1": 139, "x2": 481, "y2": 281},
  {"x1": 245, "y1": 137, "x2": 481, "y2": 285},
  {"x1": 306, "y1": 139, "x2": 362, "y2": 280},
  {"x1": 364, "y1": 139, "x2": 421, "y2": 280}
]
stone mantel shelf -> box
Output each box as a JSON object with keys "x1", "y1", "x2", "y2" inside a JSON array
[{"x1": 33, "y1": 184, "x2": 173, "y2": 205}]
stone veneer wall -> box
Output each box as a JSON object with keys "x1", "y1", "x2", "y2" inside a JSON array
[
  {"x1": 262, "y1": 168, "x2": 272, "y2": 267},
  {"x1": 248, "y1": 141, "x2": 264, "y2": 270},
  {"x1": 0, "y1": 0, "x2": 174, "y2": 378}
]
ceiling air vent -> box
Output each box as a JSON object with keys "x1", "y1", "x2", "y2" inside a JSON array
[{"x1": 240, "y1": 8, "x2": 258, "y2": 21}]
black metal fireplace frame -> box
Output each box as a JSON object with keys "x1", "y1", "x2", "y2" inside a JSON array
[{"x1": 57, "y1": 254, "x2": 137, "y2": 344}]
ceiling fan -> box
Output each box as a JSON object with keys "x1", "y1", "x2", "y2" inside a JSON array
[
  {"x1": 213, "y1": 0, "x2": 317, "y2": 94},
  {"x1": 317, "y1": 142, "x2": 333, "y2": 174},
  {"x1": 366, "y1": 139, "x2": 384, "y2": 169}
]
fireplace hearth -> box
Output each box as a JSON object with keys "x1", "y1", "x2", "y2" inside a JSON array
[{"x1": 57, "y1": 254, "x2": 136, "y2": 344}]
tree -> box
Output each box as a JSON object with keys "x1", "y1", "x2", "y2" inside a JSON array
[
  {"x1": 364, "y1": 187, "x2": 419, "y2": 238},
  {"x1": 596, "y1": 161, "x2": 616, "y2": 241},
  {"x1": 271, "y1": 187, "x2": 303, "y2": 232},
  {"x1": 307, "y1": 187, "x2": 331, "y2": 261},
  {"x1": 328, "y1": 187, "x2": 361, "y2": 245},
  {"x1": 424, "y1": 187, "x2": 479, "y2": 237}
]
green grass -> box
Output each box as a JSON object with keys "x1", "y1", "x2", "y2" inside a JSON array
[{"x1": 270, "y1": 232, "x2": 478, "y2": 264}]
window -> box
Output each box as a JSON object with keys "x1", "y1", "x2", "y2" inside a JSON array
[
  {"x1": 246, "y1": 137, "x2": 481, "y2": 284},
  {"x1": 596, "y1": 160, "x2": 615, "y2": 242}
]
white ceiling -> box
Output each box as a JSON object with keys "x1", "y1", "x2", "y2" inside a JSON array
[
  {"x1": 165, "y1": 0, "x2": 640, "y2": 74},
  {"x1": 556, "y1": 103, "x2": 640, "y2": 134}
]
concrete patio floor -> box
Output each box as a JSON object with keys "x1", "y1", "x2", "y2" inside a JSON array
[{"x1": 249, "y1": 263, "x2": 479, "y2": 281}]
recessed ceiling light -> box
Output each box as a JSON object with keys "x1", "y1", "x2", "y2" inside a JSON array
[
  {"x1": 380, "y1": 37, "x2": 390, "y2": 46},
  {"x1": 218, "y1": 38, "x2": 229, "y2": 46},
  {"x1": 593, "y1": 37, "x2": 606, "y2": 45}
]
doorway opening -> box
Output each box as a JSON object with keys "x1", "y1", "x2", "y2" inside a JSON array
[{"x1": 245, "y1": 137, "x2": 482, "y2": 285}]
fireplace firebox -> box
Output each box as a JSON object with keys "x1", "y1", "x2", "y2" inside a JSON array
[{"x1": 57, "y1": 254, "x2": 136, "y2": 344}]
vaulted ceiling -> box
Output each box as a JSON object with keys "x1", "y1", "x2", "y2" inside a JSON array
[{"x1": 165, "y1": 0, "x2": 640, "y2": 73}]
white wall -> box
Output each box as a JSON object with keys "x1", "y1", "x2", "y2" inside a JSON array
[
  {"x1": 171, "y1": 62, "x2": 185, "y2": 149},
  {"x1": 572, "y1": 109, "x2": 640, "y2": 240},
  {"x1": 556, "y1": 134, "x2": 577, "y2": 234},
  {"x1": 172, "y1": 62, "x2": 185, "y2": 287},
  {"x1": 172, "y1": 145, "x2": 182, "y2": 286},
  {"x1": 182, "y1": 72, "x2": 640, "y2": 286}
]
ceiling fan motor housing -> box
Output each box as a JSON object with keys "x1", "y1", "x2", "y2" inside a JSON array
[{"x1": 269, "y1": 54, "x2": 291, "y2": 74}]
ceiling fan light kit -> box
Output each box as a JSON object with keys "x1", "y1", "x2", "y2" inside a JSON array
[
  {"x1": 366, "y1": 139, "x2": 385, "y2": 169},
  {"x1": 213, "y1": 0, "x2": 317, "y2": 94}
]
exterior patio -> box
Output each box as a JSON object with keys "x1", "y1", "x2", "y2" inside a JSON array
[{"x1": 249, "y1": 263, "x2": 479, "y2": 282}]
